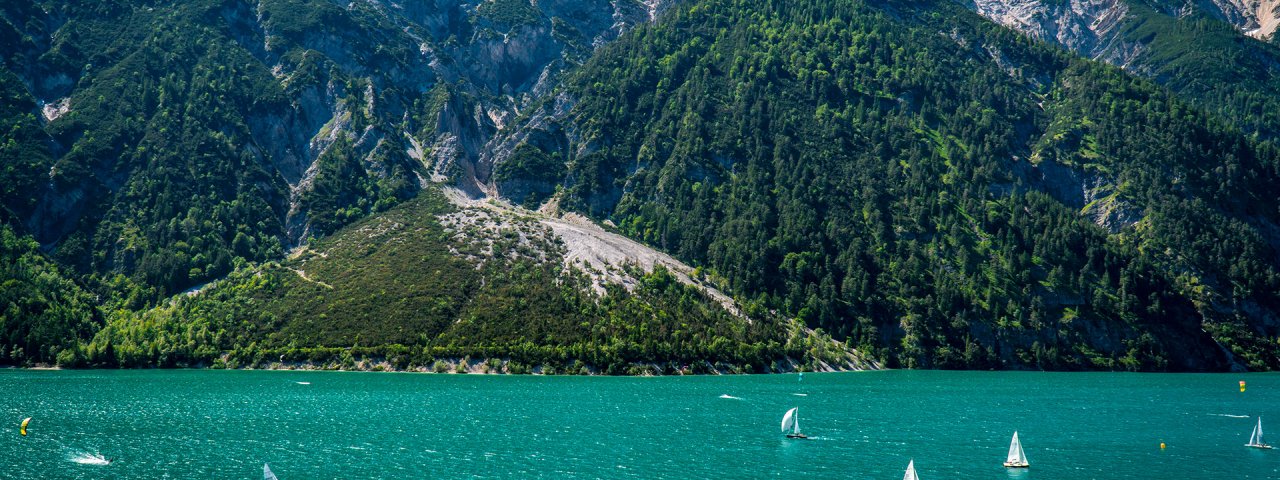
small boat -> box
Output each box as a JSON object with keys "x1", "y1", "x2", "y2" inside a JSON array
[
  {"x1": 782, "y1": 407, "x2": 807, "y2": 439},
  {"x1": 1004, "y1": 431, "x2": 1030, "y2": 468},
  {"x1": 1247, "y1": 417, "x2": 1273, "y2": 449},
  {"x1": 903, "y1": 459, "x2": 919, "y2": 480},
  {"x1": 264, "y1": 462, "x2": 279, "y2": 480}
]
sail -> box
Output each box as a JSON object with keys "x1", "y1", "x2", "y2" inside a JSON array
[
  {"x1": 1249, "y1": 418, "x2": 1265, "y2": 446},
  {"x1": 1007, "y1": 431, "x2": 1028, "y2": 465},
  {"x1": 903, "y1": 460, "x2": 919, "y2": 480},
  {"x1": 264, "y1": 463, "x2": 278, "y2": 480},
  {"x1": 781, "y1": 408, "x2": 798, "y2": 434},
  {"x1": 20, "y1": 417, "x2": 30, "y2": 436}
]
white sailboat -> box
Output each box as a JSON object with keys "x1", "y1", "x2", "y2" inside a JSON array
[
  {"x1": 264, "y1": 463, "x2": 279, "y2": 480},
  {"x1": 781, "y1": 407, "x2": 807, "y2": 439},
  {"x1": 1247, "y1": 417, "x2": 1273, "y2": 449},
  {"x1": 1004, "y1": 431, "x2": 1030, "y2": 468},
  {"x1": 903, "y1": 459, "x2": 919, "y2": 480}
]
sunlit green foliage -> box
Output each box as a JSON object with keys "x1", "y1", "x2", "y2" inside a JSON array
[
  {"x1": 85, "y1": 190, "x2": 794, "y2": 373},
  {"x1": 0, "y1": 225, "x2": 101, "y2": 366}
]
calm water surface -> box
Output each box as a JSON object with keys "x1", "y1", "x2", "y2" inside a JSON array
[{"x1": 1, "y1": 369, "x2": 1277, "y2": 478}]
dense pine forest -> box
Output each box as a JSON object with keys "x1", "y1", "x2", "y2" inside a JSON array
[
  {"x1": 2, "y1": 0, "x2": 1280, "y2": 372},
  {"x1": 552, "y1": 0, "x2": 1280, "y2": 370}
]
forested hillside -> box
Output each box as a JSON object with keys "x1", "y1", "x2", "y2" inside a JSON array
[
  {"x1": 79, "y1": 190, "x2": 857, "y2": 374},
  {"x1": 963, "y1": 0, "x2": 1280, "y2": 142},
  {"x1": 526, "y1": 0, "x2": 1280, "y2": 370},
  {"x1": 1114, "y1": 2, "x2": 1280, "y2": 141},
  {"x1": 4, "y1": 0, "x2": 1280, "y2": 372},
  {"x1": 0, "y1": 0, "x2": 663, "y2": 300}
]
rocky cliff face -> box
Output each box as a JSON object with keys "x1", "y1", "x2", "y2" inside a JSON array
[
  {"x1": 247, "y1": 0, "x2": 674, "y2": 223},
  {"x1": 1203, "y1": 0, "x2": 1280, "y2": 38},
  {"x1": 965, "y1": 0, "x2": 1131, "y2": 57},
  {"x1": 965, "y1": 0, "x2": 1279, "y2": 44}
]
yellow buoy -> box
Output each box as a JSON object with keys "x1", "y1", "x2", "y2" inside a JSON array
[
  {"x1": 1160, "y1": 442, "x2": 1166, "y2": 449},
  {"x1": 19, "y1": 417, "x2": 30, "y2": 436}
]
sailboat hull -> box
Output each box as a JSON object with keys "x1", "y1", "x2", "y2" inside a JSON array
[
  {"x1": 1246, "y1": 444, "x2": 1273, "y2": 449},
  {"x1": 786, "y1": 434, "x2": 808, "y2": 439},
  {"x1": 1003, "y1": 462, "x2": 1030, "y2": 468}
]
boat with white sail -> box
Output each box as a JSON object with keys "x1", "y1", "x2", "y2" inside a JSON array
[
  {"x1": 1004, "y1": 431, "x2": 1029, "y2": 468},
  {"x1": 903, "y1": 459, "x2": 919, "y2": 480},
  {"x1": 1247, "y1": 417, "x2": 1273, "y2": 449},
  {"x1": 781, "y1": 407, "x2": 807, "y2": 439}
]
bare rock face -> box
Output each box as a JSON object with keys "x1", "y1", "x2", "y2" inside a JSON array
[
  {"x1": 964, "y1": 0, "x2": 1130, "y2": 58},
  {"x1": 964, "y1": 0, "x2": 1279, "y2": 51},
  {"x1": 432, "y1": 0, "x2": 677, "y2": 203},
  {"x1": 1202, "y1": 0, "x2": 1280, "y2": 39}
]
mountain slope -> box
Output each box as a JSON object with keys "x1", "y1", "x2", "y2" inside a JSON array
[
  {"x1": 493, "y1": 0, "x2": 1280, "y2": 370},
  {"x1": 962, "y1": 0, "x2": 1280, "y2": 142},
  {"x1": 82, "y1": 188, "x2": 862, "y2": 373},
  {"x1": 6, "y1": 0, "x2": 1280, "y2": 372},
  {"x1": 0, "y1": 0, "x2": 670, "y2": 300},
  {"x1": 1213, "y1": 0, "x2": 1280, "y2": 39}
]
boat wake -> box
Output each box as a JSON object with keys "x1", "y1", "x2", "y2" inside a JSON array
[
  {"x1": 792, "y1": 393, "x2": 808, "y2": 397},
  {"x1": 68, "y1": 452, "x2": 110, "y2": 465},
  {"x1": 1210, "y1": 414, "x2": 1250, "y2": 418},
  {"x1": 296, "y1": 381, "x2": 311, "y2": 385},
  {"x1": 719, "y1": 394, "x2": 743, "y2": 400}
]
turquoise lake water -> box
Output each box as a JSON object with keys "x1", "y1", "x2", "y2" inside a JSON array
[{"x1": 1, "y1": 369, "x2": 1277, "y2": 478}]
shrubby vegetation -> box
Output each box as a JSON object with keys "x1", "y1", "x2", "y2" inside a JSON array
[
  {"x1": 474, "y1": 0, "x2": 544, "y2": 27},
  {"x1": 79, "y1": 192, "x2": 801, "y2": 373}
]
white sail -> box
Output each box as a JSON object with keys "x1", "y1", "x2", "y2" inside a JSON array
[
  {"x1": 781, "y1": 407, "x2": 798, "y2": 435},
  {"x1": 264, "y1": 463, "x2": 278, "y2": 480},
  {"x1": 1248, "y1": 417, "x2": 1267, "y2": 447},
  {"x1": 903, "y1": 460, "x2": 919, "y2": 480},
  {"x1": 1006, "y1": 431, "x2": 1028, "y2": 466}
]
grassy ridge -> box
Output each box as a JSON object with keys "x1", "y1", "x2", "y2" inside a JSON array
[{"x1": 76, "y1": 190, "x2": 837, "y2": 374}]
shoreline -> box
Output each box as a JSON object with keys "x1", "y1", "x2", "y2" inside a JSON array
[{"x1": 5, "y1": 356, "x2": 875, "y2": 376}]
